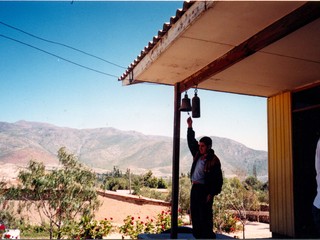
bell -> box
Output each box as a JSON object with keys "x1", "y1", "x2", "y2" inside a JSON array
[
  {"x1": 180, "y1": 92, "x2": 192, "y2": 112},
  {"x1": 192, "y1": 92, "x2": 200, "y2": 118}
]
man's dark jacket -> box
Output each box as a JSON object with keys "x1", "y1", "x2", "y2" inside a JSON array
[{"x1": 187, "y1": 127, "x2": 223, "y2": 196}]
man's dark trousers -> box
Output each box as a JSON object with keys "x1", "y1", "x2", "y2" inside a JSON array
[{"x1": 190, "y1": 183, "x2": 216, "y2": 239}]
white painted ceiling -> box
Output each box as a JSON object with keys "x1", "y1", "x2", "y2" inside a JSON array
[{"x1": 121, "y1": 1, "x2": 320, "y2": 97}]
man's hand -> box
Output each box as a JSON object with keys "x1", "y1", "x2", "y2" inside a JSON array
[
  {"x1": 187, "y1": 117, "x2": 193, "y2": 128},
  {"x1": 206, "y1": 194, "x2": 213, "y2": 203}
]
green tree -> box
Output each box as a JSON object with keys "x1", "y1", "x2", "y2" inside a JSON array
[
  {"x1": 216, "y1": 177, "x2": 266, "y2": 238},
  {"x1": 243, "y1": 176, "x2": 262, "y2": 191},
  {"x1": 243, "y1": 176, "x2": 269, "y2": 223},
  {"x1": 178, "y1": 176, "x2": 191, "y2": 214},
  {"x1": 253, "y1": 164, "x2": 257, "y2": 179},
  {"x1": 166, "y1": 175, "x2": 191, "y2": 214},
  {"x1": 0, "y1": 181, "x2": 18, "y2": 229},
  {"x1": 100, "y1": 166, "x2": 130, "y2": 191},
  {"x1": 157, "y1": 177, "x2": 168, "y2": 189},
  {"x1": 132, "y1": 175, "x2": 143, "y2": 195},
  {"x1": 11, "y1": 147, "x2": 100, "y2": 239},
  {"x1": 243, "y1": 176, "x2": 269, "y2": 206},
  {"x1": 106, "y1": 177, "x2": 128, "y2": 191},
  {"x1": 111, "y1": 166, "x2": 122, "y2": 178},
  {"x1": 229, "y1": 178, "x2": 248, "y2": 238},
  {"x1": 213, "y1": 177, "x2": 237, "y2": 234},
  {"x1": 143, "y1": 170, "x2": 155, "y2": 187},
  {"x1": 140, "y1": 170, "x2": 163, "y2": 188},
  {"x1": 149, "y1": 176, "x2": 159, "y2": 188},
  {"x1": 258, "y1": 181, "x2": 269, "y2": 204}
]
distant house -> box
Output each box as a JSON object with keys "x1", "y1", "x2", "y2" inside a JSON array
[{"x1": 119, "y1": 1, "x2": 320, "y2": 238}]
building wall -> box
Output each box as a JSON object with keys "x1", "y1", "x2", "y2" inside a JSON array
[{"x1": 267, "y1": 92, "x2": 295, "y2": 237}]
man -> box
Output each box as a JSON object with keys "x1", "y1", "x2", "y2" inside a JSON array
[
  {"x1": 313, "y1": 137, "x2": 320, "y2": 236},
  {"x1": 187, "y1": 117, "x2": 223, "y2": 239}
]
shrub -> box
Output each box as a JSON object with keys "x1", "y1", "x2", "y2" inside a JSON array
[
  {"x1": 19, "y1": 223, "x2": 50, "y2": 238},
  {"x1": 65, "y1": 216, "x2": 113, "y2": 239},
  {"x1": 155, "y1": 210, "x2": 172, "y2": 233},
  {"x1": 119, "y1": 215, "x2": 155, "y2": 239},
  {"x1": 214, "y1": 212, "x2": 241, "y2": 233},
  {"x1": 139, "y1": 187, "x2": 168, "y2": 201},
  {"x1": 119, "y1": 210, "x2": 184, "y2": 238},
  {"x1": 0, "y1": 223, "x2": 6, "y2": 236}
]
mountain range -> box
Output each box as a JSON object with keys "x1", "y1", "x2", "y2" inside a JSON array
[{"x1": 0, "y1": 121, "x2": 268, "y2": 181}]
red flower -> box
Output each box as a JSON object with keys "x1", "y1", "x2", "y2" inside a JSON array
[
  {"x1": 146, "y1": 216, "x2": 149, "y2": 219},
  {"x1": 0, "y1": 224, "x2": 5, "y2": 230},
  {"x1": 110, "y1": 217, "x2": 113, "y2": 220},
  {"x1": 131, "y1": 217, "x2": 134, "y2": 220}
]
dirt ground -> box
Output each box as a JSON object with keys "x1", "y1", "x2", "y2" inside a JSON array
[
  {"x1": 106, "y1": 221, "x2": 272, "y2": 239},
  {"x1": 22, "y1": 193, "x2": 170, "y2": 226},
  {"x1": 223, "y1": 221, "x2": 271, "y2": 239},
  {"x1": 97, "y1": 192, "x2": 272, "y2": 239},
  {"x1": 95, "y1": 194, "x2": 170, "y2": 225},
  {"x1": 17, "y1": 191, "x2": 271, "y2": 239}
]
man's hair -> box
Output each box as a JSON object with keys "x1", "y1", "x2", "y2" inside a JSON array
[{"x1": 200, "y1": 136, "x2": 212, "y2": 148}]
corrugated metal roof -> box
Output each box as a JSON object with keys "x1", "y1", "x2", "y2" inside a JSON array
[{"x1": 118, "y1": 1, "x2": 195, "y2": 81}]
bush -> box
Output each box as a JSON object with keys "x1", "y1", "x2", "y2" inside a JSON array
[
  {"x1": 139, "y1": 187, "x2": 168, "y2": 201},
  {"x1": 64, "y1": 216, "x2": 113, "y2": 239},
  {"x1": 19, "y1": 224, "x2": 50, "y2": 239},
  {"x1": 119, "y1": 210, "x2": 184, "y2": 238},
  {"x1": 155, "y1": 210, "x2": 172, "y2": 233},
  {"x1": 214, "y1": 212, "x2": 241, "y2": 233},
  {"x1": 119, "y1": 215, "x2": 155, "y2": 239}
]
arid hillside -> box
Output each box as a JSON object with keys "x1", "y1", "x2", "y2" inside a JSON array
[{"x1": 0, "y1": 121, "x2": 268, "y2": 180}]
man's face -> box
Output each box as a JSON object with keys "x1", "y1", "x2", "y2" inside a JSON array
[{"x1": 199, "y1": 142, "x2": 208, "y2": 155}]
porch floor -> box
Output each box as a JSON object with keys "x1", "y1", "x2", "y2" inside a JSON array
[{"x1": 138, "y1": 232, "x2": 234, "y2": 239}]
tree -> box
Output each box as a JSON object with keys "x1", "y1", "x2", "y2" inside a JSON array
[
  {"x1": 111, "y1": 166, "x2": 122, "y2": 178},
  {"x1": 132, "y1": 176, "x2": 143, "y2": 195},
  {"x1": 106, "y1": 178, "x2": 128, "y2": 191},
  {"x1": 216, "y1": 177, "x2": 267, "y2": 238},
  {"x1": 259, "y1": 181, "x2": 269, "y2": 204},
  {"x1": 178, "y1": 176, "x2": 191, "y2": 214},
  {"x1": 12, "y1": 147, "x2": 100, "y2": 239},
  {"x1": 227, "y1": 177, "x2": 249, "y2": 238},
  {"x1": 243, "y1": 176, "x2": 262, "y2": 191},
  {"x1": 243, "y1": 176, "x2": 268, "y2": 222},
  {"x1": 166, "y1": 175, "x2": 191, "y2": 214},
  {"x1": 143, "y1": 170, "x2": 154, "y2": 187},
  {"x1": 0, "y1": 181, "x2": 17, "y2": 229},
  {"x1": 253, "y1": 164, "x2": 257, "y2": 179},
  {"x1": 157, "y1": 177, "x2": 168, "y2": 189}
]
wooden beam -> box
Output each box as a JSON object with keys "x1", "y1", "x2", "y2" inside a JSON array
[{"x1": 180, "y1": 2, "x2": 320, "y2": 93}]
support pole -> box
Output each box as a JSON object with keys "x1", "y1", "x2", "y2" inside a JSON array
[{"x1": 171, "y1": 82, "x2": 181, "y2": 239}]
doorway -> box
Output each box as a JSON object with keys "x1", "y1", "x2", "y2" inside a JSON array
[{"x1": 292, "y1": 84, "x2": 320, "y2": 238}]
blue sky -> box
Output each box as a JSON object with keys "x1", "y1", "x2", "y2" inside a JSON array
[{"x1": 0, "y1": 1, "x2": 267, "y2": 151}]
